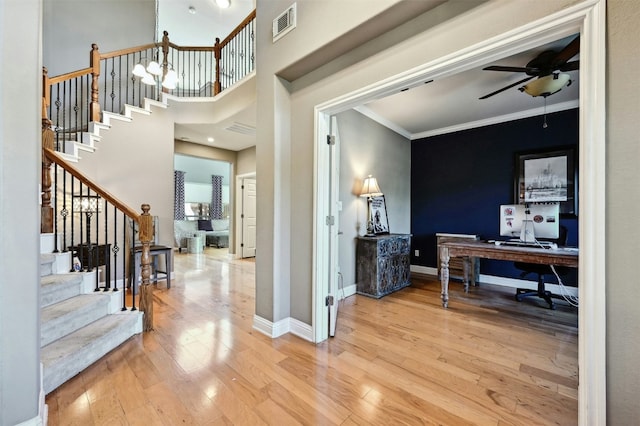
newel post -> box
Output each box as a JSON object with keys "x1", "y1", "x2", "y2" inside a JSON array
[
  {"x1": 214, "y1": 37, "x2": 222, "y2": 95},
  {"x1": 41, "y1": 67, "x2": 54, "y2": 234},
  {"x1": 138, "y1": 204, "x2": 154, "y2": 331},
  {"x1": 89, "y1": 44, "x2": 101, "y2": 122}
]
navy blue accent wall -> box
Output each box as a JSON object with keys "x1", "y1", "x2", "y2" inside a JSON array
[{"x1": 411, "y1": 109, "x2": 578, "y2": 285}]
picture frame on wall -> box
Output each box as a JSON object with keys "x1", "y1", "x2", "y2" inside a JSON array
[
  {"x1": 370, "y1": 195, "x2": 390, "y2": 234},
  {"x1": 514, "y1": 146, "x2": 577, "y2": 217}
]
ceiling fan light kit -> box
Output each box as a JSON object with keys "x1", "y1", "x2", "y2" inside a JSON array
[
  {"x1": 520, "y1": 72, "x2": 572, "y2": 97},
  {"x1": 479, "y1": 35, "x2": 579, "y2": 100}
]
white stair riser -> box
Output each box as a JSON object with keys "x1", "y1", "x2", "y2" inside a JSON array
[{"x1": 41, "y1": 295, "x2": 111, "y2": 347}]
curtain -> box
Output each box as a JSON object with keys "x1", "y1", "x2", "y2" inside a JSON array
[
  {"x1": 174, "y1": 170, "x2": 185, "y2": 220},
  {"x1": 211, "y1": 175, "x2": 223, "y2": 219}
]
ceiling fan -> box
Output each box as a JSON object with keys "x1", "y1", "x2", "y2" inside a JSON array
[{"x1": 479, "y1": 35, "x2": 580, "y2": 100}]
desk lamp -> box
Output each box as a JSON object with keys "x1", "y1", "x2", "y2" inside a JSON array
[{"x1": 359, "y1": 175, "x2": 383, "y2": 236}]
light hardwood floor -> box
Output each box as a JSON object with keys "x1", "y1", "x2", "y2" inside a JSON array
[{"x1": 46, "y1": 248, "x2": 578, "y2": 425}]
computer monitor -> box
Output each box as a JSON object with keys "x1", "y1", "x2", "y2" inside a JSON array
[{"x1": 499, "y1": 203, "x2": 560, "y2": 242}]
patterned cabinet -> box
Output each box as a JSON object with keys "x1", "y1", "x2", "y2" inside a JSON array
[{"x1": 356, "y1": 234, "x2": 411, "y2": 298}]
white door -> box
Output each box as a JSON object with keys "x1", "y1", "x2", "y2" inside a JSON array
[
  {"x1": 328, "y1": 116, "x2": 341, "y2": 337},
  {"x1": 241, "y1": 178, "x2": 257, "y2": 258}
]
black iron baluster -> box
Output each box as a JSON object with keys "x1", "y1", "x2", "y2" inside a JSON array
[
  {"x1": 101, "y1": 58, "x2": 107, "y2": 112},
  {"x1": 53, "y1": 163, "x2": 59, "y2": 253},
  {"x1": 121, "y1": 213, "x2": 127, "y2": 311},
  {"x1": 130, "y1": 218, "x2": 137, "y2": 312},
  {"x1": 109, "y1": 58, "x2": 115, "y2": 113},
  {"x1": 112, "y1": 205, "x2": 119, "y2": 292},
  {"x1": 102, "y1": 200, "x2": 109, "y2": 290},
  {"x1": 68, "y1": 177, "x2": 76, "y2": 271},
  {"x1": 53, "y1": 86, "x2": 61, "y2": 151}
]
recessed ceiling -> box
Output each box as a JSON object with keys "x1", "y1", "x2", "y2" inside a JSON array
[{"x1": 174, "y1": 101, "x2": 256, "y2": 151}]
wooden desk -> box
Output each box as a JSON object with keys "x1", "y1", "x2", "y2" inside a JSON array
[{"x1": 439, "y1": 240, "x2": 578, "y2": 308}]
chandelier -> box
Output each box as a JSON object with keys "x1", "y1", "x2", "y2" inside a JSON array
[{"x1": 132, "y1": 60, "x2": 179, "y2": 90}]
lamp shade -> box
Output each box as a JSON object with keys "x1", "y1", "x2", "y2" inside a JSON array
[
  {"x1": 162, "y1": 69, "x2": 179, "y2": 89},
  {"x1": 521, "y1": 73, "x2": 571, "y2": 97},
  {"x1": 360, "y1": 175, "x2": 383, "y2": 197},
  {"x1": 146, "y1": 61, "x2": 162, "y2": 76},
  {"x1": 73, "y1": 196, "x2": 101, "y2": 213},
  {"x1": 132, "y1": 63, "x2": 147, "y2": 77},
  {"x1": 141, "y1": 72, "x2": 156, "y2": 85}
]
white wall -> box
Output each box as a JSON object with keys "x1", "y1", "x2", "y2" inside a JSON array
[
  {"x1": 0, "y1": 1, "x2": 43, "y2": 424},
  {"x1": 607, "y1": 1, "x2": 640, "y2": 422},
  {"x1": 237, "y1": 146, "x2": 256, "y2": 176},
  {"x1": 336, "y1": 109, "x2": 410, "y2": 293},
  {"x1": 43, "y1": 0, "x2": 155, "y2": 76},
  {"x1": 73, "y1": 106, "x2": 175, "y2": 249}
]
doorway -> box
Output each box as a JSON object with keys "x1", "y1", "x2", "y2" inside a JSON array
[{"x1": 312, "y1": 2, "x2": 605, "y2": 422}]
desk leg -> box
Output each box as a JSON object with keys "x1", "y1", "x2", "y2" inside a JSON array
[
  {"x1": 462, "y1": 257, "x2": 470, "y2": 293},
  {"x1": 439, "y1": 246, "x2": 450, "y2": 308}
]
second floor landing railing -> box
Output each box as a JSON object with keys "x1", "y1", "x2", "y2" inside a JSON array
[{"x1": 43, "y1": 10, "x2": 255, "y2": 152}]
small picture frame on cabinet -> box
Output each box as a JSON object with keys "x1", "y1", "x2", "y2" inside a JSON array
[{"x1": 370, "y1": 195, "x2": 390, "y2": 234}]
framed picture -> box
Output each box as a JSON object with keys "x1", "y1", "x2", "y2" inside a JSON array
[
  {"x1": 370, "y1": 195, "x2": 390, "y2": 234},
  {"x1": 514, "y1": 146, "x2": 577, "y2": 217}
]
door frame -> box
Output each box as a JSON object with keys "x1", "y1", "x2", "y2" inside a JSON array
[
  {"x1": 235, "y1": 172, "x2": 256, "y2": 259},
  {"x1": 312, "y1": 0, "x2": 605, "y2": 423}
]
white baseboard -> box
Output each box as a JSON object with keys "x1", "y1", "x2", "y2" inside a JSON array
[
  {"x1": 16, "y1": 364, "x2": 47, "y2": 426},
  {"x1": 411, "y1": 265, "x2": 437, "y2": 276},
  {"x1": 478, "y1": 273, "x2": 578, "y2": 297},
  {"x1": 252, "y1": 315, "x2": 314, "y2": 342},
  {"x1": 410, "y1": 264, "x2": 578, "y2": 297},
  {"x1": 340, "y1": 284, "x2": 357, "y2": 299}
]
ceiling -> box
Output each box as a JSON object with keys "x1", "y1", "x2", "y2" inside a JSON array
[
  {"x1": 359, "y1": 34, "x2": 580, "y2": 140},
  {"x1": 166, "y1": 1, "x2": 579, "y2": 150}
]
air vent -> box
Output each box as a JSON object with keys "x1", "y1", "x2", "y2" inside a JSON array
[
  {"x1": 273, "y1": 3, "x2": 296, "y2": 42},
  {"x1": 225, "y1": 122, "x2": 256, "y2": 135}
]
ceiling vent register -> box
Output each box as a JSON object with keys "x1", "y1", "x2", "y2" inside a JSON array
[{"x1": 273, "y1": 3, "x2": 296, "y2": 42}]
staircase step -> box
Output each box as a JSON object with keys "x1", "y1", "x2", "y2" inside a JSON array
[
  {"x1": 102, "y1": 111, "x2": 132, "y2": 125},
  {"x1": 41, "y1": 273, "x2": 84, "y2": 307},
  {"x1": 124, "y1": 104, "x2": 151, "y2": 117},
  {"x1": 144, "y1": 98, "x2": 168, "y2": 110},
  {"x1": 41, "y1": 294, "x2": 111, "y2": 347},
  {"x1": 41, "y1": 253, "x2": 55, "y2": 276},
  {"x1": 42, "y1": 312, "x2": 142, "y2": 394}
]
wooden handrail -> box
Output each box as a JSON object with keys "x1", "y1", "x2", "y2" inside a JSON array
[
  {"x1": 167, "y1": 43, "x2": 215, "y2": 52},
  {"x1": 43, "y1": 148, "x2": 141, "y2": 221},
  {"x1": 48, "y1": 67, "x2": 93, "y2": 85},
  {"x1": 219, "y1": 10, "x2": 256, "y2": 48},
  {"x1": 99, "y1": 42, "x2": 158, "y2": 60}
]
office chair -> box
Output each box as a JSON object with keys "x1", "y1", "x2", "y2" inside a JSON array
[{"x1": 513, "y1": 225, "x2": 568, "y2": 309}]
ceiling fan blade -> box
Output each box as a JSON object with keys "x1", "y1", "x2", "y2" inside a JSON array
[
  {"x1": 479, "y1": 76, "x2": 535, "y2": 100},
  {"x1": 552, "y1": 35, "x2": 580, "y2": 67},
  {"x1": 559, "y1": 60, "x2": 579, "y2": 71},
  {"x1": 483, "y1": 65, "x2": 536, "y2": 73}
]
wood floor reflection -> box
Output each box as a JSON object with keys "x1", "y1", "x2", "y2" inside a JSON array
[{"x1": 46, "y1": 248, "x2": 578, "y2": 425}]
